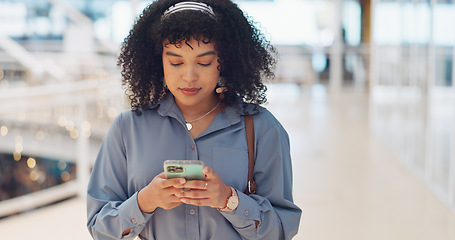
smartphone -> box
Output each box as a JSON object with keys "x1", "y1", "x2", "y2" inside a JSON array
[{"x1": 163, "y1": 160, "x2": 205, "y2": 180}]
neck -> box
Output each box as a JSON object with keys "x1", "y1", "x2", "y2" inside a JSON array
[{"x1": 176, "y1": 94, "x2": 220, "y2": 120}]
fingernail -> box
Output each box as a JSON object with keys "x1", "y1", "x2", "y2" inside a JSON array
[{"x1": 180, "y1": 179, "x2": 186, "y2": 184}]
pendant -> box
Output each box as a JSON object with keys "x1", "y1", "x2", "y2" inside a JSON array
[{"x1": 186, "y1": 122, "x2": 193, "y2": 130}]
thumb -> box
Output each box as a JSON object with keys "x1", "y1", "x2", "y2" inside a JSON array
[{"x1": 155, "y1": 172, "x2": 186, "y2": 188}]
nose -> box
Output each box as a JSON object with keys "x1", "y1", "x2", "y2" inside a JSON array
[{"x1": 182, "y1": 65, "x2": 198, "y2": 82}]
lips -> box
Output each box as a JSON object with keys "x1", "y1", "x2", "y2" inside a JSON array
[{"x1": 180, "y1": 88, "x2": 200, "y2": 96}]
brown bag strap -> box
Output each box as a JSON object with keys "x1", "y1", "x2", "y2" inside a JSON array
[{"x1": 244, "y1": 115, "x2": 257, "y2": 195}]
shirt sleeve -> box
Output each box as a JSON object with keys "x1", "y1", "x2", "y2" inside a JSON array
[
  {"x1": 220, "y1": 117, "x2": 302, "y2": 240},
  {"x1": 86, "y1": 113, "x2": 153, "y2": 239}
]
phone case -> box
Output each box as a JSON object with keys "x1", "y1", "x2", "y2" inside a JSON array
[{"x1": 163, "y1": 160, "x2": 205, "y2": 180}]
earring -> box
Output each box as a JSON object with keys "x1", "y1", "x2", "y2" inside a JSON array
[{"x1": 215, "y1": 78, "x2": 228, "y2": 99}]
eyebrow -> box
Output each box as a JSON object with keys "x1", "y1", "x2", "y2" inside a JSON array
[{"x1": 164, "y1": 51, "x2": 217, "y2": 58}]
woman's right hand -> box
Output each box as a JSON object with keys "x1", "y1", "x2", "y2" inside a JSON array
[{"x1": 137, "y1": 172, "x2": 186, "y2": 213}]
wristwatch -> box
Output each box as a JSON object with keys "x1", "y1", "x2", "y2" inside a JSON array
[{"x1": 218, "y1": 187, "x2": 239, "y2": 212}]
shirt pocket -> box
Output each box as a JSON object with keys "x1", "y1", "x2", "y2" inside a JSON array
[{"x1": 213, "y1": 147, "x2": 248, "y2": 191}]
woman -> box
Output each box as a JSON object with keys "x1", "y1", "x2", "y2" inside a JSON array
[{"x1": 87, "y1": 0, "x2": 301, "y2": 239}]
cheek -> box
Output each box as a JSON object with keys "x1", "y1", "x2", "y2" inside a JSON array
[
  {"x1": 163, "y1": 66, "x2": 178, "y2": 83},
  {"x1": 207, "y1": 70, "x2": 220, "y2": 86},
  {"x1": 163, "y1": 74, "x2": 177, "y2": 92},
  {"x1": 208, "y1": 65, "x2": 220, "y2": 78},
  {"x1": 163, "y1": 63, "x2": 173, "y2": 76}
]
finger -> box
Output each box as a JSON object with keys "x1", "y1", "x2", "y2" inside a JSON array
[
  {"x1": 175, "y1": 180, "x2": 206, "y2": 190},
  {"x1": 168, "y1": 193, "x2": 186, "y2": 203},
  {"x1": 156, "y1": 172, "x2": 187, "y2": 187},
  {"x1": 175, "y1": 189, "x2": 209, "y2": 199},
  {"x1": 180, "y1": 197, "x2": 211, "y2": 206},
  {"x1": 159, "y1": 177, "x2": 186, "y2": 189},
  {"x1": 163, "y1": 185, "x2": 186, "y2": 196}
]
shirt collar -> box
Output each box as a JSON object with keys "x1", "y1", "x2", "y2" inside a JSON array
[{"x1": 152, "y1": 93, "x2": 263, "y2": 126}]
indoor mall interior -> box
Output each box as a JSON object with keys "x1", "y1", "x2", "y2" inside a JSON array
[{"x1": 0, "y1": 0, "x2": 455, "y2": 239}]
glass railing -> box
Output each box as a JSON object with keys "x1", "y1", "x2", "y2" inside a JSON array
[
  {"x1": 0, "y1": 79, "x2": 127, "y2": 217},
  {"x1": 369, "y1": 0, "x2": 455, "y2": 213}
]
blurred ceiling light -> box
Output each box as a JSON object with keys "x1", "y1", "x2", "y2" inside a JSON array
[
  {"x1": 58, "y1": 116, "x2": 67, "y2": 127},
  {"x1": 61, "y1": 171, "x2": 71, "y2": 182},
  {"x1": 15, "y1": 143, "x2": 23, "y2": 153},
  {"x1": 70, "y1": 129, "x2": 79, "y2": 139},
  {"x1": 13, "y1": 152, "x2": 21, "y2": 161},
  {"x1": 27, "y1": 158, "x2": 36, "y2": 169},
  {"x1": 65, "y1": 120, "x2": 75, "y2": 131},
  {"x1": 82, "y1": 121, "x2": 91, "y2": 131},
  {"x1": 0, "y1": 126, "x2": 7, "y2": 136},
  {"x1": 30, "y1": 170, "x2": 39, "y2": 182},
  {"x1": 58, "y1": 160, "x2": 67, "y2": 171}
]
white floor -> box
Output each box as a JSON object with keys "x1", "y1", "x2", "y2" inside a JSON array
[{"x1": 1, "y1": 85, "x2": 455, "y2": 240}]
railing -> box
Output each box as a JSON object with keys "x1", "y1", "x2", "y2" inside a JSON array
[
  {"x1": 369, "y1": 43, "x2": 455, "y2": 213},
  {"x1": 0, "y1": 79, "x2": 127, "y2": 217}
]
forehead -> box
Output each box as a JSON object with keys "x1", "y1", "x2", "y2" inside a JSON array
[{"x1": 163, "y1": 38, "x2": 216, "y2": 53}]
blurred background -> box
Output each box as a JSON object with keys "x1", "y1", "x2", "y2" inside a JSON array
[{"x1": 0, "y1": 0, "x2": 454, "y2": 239}]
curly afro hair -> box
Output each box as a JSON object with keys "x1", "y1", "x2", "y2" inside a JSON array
[{"x1": 118, "y1": 0, "x2": 277, "y2": 113}]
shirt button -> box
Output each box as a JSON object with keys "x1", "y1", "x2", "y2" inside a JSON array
[
  {"x1": 191, "y1": 145, "x2": 195, "y2": 150},
  {"x1": 189, "y1": 209, "x2": 195, "y2": 215},
  {"x1": 131, "y1": 218, "x2": 137, "y2": 224},
  {"x1": 244, "y1": 210, "x2": 250, "y2": 216}
]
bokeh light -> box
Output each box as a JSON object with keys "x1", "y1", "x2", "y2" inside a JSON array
[
  {"x1": 27, "y1": 157, "x2": 36, "y2": 168},
  {"x1": 13, "y1": 152, "x2": 21, "y2": 161},
  {"x1": 0, "y1": 125, "x2": 8, "y2": 136}
]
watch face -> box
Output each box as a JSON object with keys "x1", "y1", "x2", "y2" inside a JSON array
[{"x1": 227, "y1": 196, "x2": 239, "y2": 210}]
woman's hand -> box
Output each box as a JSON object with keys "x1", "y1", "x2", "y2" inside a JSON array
[
  {"x1": 174, "y1": 166, "x2": 232, "y2": 209},
  {"x1": 137, "y1": 172, "x2": 186, "y2": 213}
]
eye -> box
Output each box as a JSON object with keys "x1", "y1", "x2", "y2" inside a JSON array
[
  {"x1": 170, "y1": 62, "x2": 183, "y2": 67},
  {"x1": 198, "y1": 62, "x2": 212, "y2": 67}
]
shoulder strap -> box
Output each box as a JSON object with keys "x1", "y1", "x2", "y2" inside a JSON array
[{"x1": 244, "y1": 115, "x2": 257, "y2": 195}]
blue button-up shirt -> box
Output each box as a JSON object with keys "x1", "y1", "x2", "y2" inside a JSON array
[{"x1": 87, "y1": 95, "x2": 301, "y2": 240}]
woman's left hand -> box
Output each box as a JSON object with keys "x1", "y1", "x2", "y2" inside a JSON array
[{"x1": 175, "y1": 166, "x2": 231, "y2": 209}]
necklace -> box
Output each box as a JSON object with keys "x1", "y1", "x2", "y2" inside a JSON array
[{"x1": 185, "y1": 100, "x2": 220, "y2": 130}]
